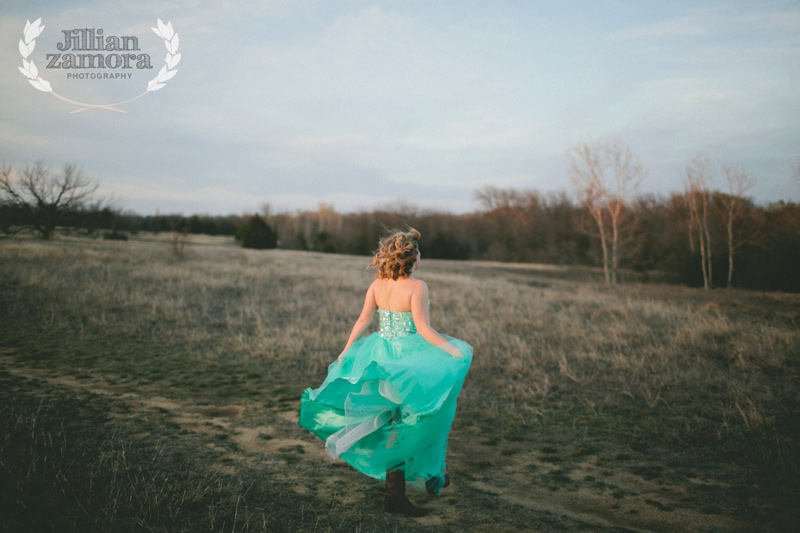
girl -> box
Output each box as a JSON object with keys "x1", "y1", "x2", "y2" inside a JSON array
[{"x1": 299, "y1": 228, "x2": 473, "y2": 517}]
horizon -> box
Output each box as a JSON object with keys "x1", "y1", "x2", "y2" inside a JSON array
[{"x1": 104, "y1": 181, "x2": 794, "y2": 219}]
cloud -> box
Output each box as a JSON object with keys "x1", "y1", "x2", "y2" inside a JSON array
[
  {"x1": 3, "y1": 1, "x2": 799, "y2": 216},
  {"x1": 610, "y1": 16, "x2": 707, "y2": 41},
  {"x1": 736, "y1": 10, "x2": 800, "y2": 32}
]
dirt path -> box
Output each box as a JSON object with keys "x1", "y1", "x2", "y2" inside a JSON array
[{"x1": 0, "y1": 357, "x2": 757, "y2": 532}]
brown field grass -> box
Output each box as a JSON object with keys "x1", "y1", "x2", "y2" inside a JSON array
[{"x1": 1, "y1": 234, "x2": 798, "y2": 532}]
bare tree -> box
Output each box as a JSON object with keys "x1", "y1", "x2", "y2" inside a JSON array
[
  {"x1": 567, "y1": 139, "x2": 645, "y2": 283},
  {"x1": 474, "y1": 186, "x2": 546, "y2": 262},
  {"x1": 568, "y1": 142, "x2": 610, "y2": 282},
  {"x1": 605, "y1": 140, "x2": 646, "y2": 282},
  {"x1": 683, "y1": 154, "x2": 714, "y2": 289},
  {"x1": 721, "y1": 162, "x2": 756, "y2": 289},
  {"x1": 0, "y1": 162, "x2": 98, "y2": 239}
]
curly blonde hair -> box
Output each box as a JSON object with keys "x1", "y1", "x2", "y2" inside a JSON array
[{"x1": 370, "y1": 228, "x2": 421, "y2": 280}]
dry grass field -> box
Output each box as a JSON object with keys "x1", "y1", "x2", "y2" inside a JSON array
[{"x1": 1, "y1": 234, "x2": 798, "y2": 532}]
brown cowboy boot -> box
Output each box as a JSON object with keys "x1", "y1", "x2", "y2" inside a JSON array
[{"x1": 384, "y1": 469, "x2": 429, "y2": 517}]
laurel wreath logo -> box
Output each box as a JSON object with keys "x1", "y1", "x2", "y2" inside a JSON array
[{"x1": 18, "y1": 18, "x2": 181, "y2": 113}]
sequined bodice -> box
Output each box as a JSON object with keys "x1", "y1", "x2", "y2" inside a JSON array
[{"x1": 378, "y1": 309, "x2": 417, "y2": 339}]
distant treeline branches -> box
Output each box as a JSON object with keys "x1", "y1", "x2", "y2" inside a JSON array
[
  {"x1": 2, "y1": 157, "x2": 798, "y2": 292},
  {"x1": 64, "y1": 191, "x2": 800, "y2": 293}
]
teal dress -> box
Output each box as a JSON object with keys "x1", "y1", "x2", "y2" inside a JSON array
[{"x1": 298, "y1": 309, "x2": 472, "y2": 494}]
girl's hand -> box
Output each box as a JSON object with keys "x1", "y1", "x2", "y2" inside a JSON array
[{"x1": 440, "y1": 343, "x2": 463, "y2": 358}]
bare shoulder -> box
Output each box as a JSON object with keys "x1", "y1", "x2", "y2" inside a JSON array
[
  {"x1": 408, "y1": 277, "x2": 428, "y2": 296},
  {"x1": 365, "y1": 279, "x2": 381, "y2": 301}
]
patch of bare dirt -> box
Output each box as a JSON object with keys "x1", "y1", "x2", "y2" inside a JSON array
[{"x1": 0, "y1": 355, "x2": 760, "y2": 532}]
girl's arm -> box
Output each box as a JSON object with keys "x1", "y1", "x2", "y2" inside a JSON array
[
  {"x1": 338, "y1": 282, "x2": 378, "y2": 360},
  {"x1": 410, "y1": 281, "x2": 463, "y2": 358}
]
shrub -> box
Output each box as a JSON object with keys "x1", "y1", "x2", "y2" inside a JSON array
[
  {"x1": 314, "y1": 230, "x2": 337, "y2": 253},
  {"x1": 428, "y1": 230, "x2": 470, "y2": 260},
  {"x1": 102, "y1": 231, "x2": 128, "y2": 241},
  {"x1": 240, "y1": 216, "x2": 277, "y2": 250}
]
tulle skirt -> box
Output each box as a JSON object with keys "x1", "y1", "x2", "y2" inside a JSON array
[{"x1": 298, "y1": 332, "x2": 472, "y2": 494}]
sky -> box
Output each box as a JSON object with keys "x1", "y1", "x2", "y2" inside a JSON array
[{"x1": 1, "y1": 0, "x2": 799, "y2": 216}]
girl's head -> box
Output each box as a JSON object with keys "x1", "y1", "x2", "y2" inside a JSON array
[{"x1": 370, "y1": 228, "x2": 421, "y2": 280}]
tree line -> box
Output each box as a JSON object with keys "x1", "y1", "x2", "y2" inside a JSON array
[
  {"x1": 2, "y1": 154, "x2": 799, "y2": 292},
  {"x1": 100, "y1": 189, "x2": 799, "y2": 293},
  {"x1": 262, "y1": 189, "x2": 797, "y2": 292}
]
